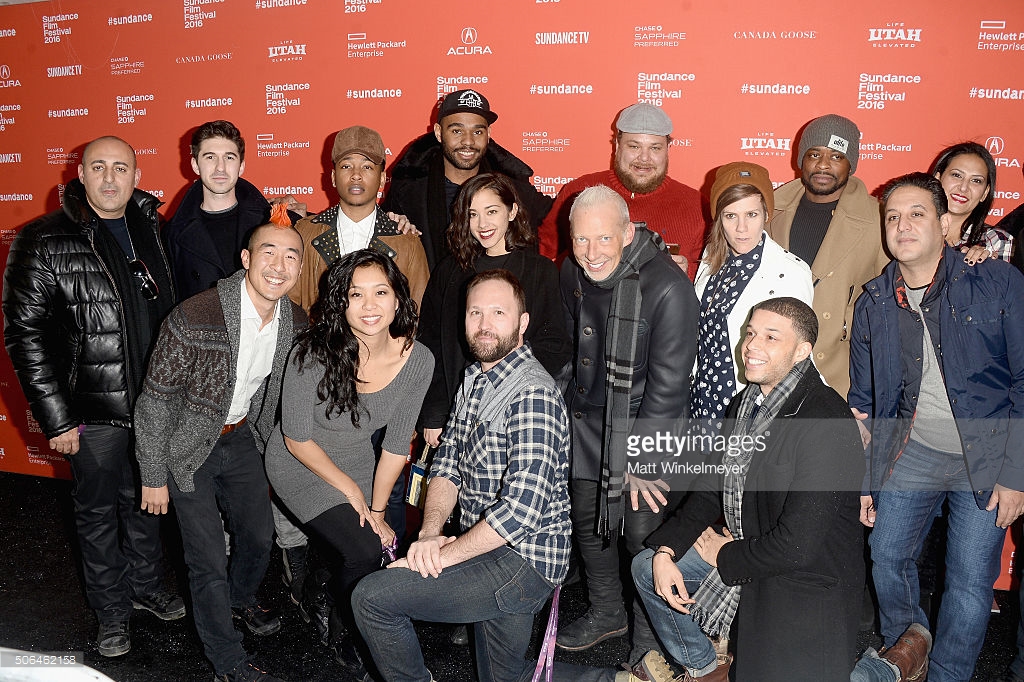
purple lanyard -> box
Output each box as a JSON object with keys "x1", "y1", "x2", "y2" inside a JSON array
[{"x1": 530, "y1": 585, "x2": 561, "y2": 682}]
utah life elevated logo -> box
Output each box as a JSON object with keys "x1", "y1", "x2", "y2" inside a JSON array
[
  {"x1": 868, "y1": 22, "x2": 922, "y2": 48},
  {"x1": 268, "y1": 40, "x2": 306, "y2": 63},
  {"x1": 448, "y1": 27, "x2": 492, "y2": 56}
]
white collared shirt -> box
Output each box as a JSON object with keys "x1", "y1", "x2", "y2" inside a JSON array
[
  {"x1": 226, "y1": 277, "x2": 281, "y2": 424},
  {"x1": 336, "y1": 207, "x2": 376, "y2": 256}
]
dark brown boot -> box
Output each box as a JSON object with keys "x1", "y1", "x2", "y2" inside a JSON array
[{"x1": 881, "y1": 623, "x2": 931, "y2": 681}]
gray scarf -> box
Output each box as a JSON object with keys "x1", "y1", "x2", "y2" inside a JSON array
[{"x1": 586, "y1": 225, "x2": 665, "y2": 538}]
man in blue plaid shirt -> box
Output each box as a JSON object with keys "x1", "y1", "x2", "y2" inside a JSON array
[{"x1": 353, "y1": 269, "x2": 572, "y2": 682}]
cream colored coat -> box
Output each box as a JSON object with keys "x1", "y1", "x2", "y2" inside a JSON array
[{"x1": 767, "y1": 175, "x2": 889, "y2": 398}]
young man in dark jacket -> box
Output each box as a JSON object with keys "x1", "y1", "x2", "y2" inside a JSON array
[
  {"x1": 3, "y1": 136, "x2": 182, "y2": 658},
  {"x1": 163, "y1": 120, "x2": 305, "y2": 301}
]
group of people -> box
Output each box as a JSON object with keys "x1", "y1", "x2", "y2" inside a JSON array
[{"x1": 3, "y1": 87, "x2": 1024, "y2": 682}]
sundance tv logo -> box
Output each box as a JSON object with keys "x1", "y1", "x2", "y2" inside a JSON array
[{"x1": 448, "y1": 27, "x2": 492, "y2": 56}]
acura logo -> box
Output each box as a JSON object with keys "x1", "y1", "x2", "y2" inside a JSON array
[
  {"x1": 461, "y1": 27, "x2": 478, "y2": 45},
  {"x1": 0, "y1": 65, "x2": 9, "y2": 79},
  {"x1": 986, "y1": 136, "x2": 1005, "y2": 155}
]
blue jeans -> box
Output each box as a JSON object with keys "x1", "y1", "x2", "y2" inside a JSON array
[
  {"x1": 68, "y1": 424, "x2": 163, "y2": 624},
  {"x1": 630, "y1": 548, "x2": 718, "y2": 677},
  {"x1": 169, "y1": 423, "x2": 274, "y2": 675},
  {"x1": 870, "y1": 439, "x2": 1006, "y2": 682},
  {"x1": 353, "y1": 546, "x2": 553, "y2": 682}
]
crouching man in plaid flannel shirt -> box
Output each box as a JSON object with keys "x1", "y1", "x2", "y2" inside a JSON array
[{"x1": 352, "y1": 269, "x2": 571, "y2": 682}]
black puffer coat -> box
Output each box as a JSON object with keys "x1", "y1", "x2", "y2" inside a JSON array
[{"x1": 3, "y1": 180, "x2": 174, "y2": 437}]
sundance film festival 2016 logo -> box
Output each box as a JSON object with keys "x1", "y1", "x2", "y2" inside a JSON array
[
  {"x1": 0, "y1": 102, "x2": 19, "y2": 131},
  {"x1": 740, "y1": 133, "x2": 792, "y2": 157},
  {"x1": 437, "y1": 74, "x2": 488, "y2": 97},
  {"x1": 42, "y1": 12, "x2": 76, "y2": 43},
  {"x1": 268, "y1": 41, "x2": 306, "y2": 62},
  {"x1": 448, "y1": 27, "x2": 492, "y2": 55},
  {"x1": 0, "y1": 65, "x2": 21, "y2": 88},
  {"x1": 868, "y1": 22, "x2": 922, "y2": 48}
]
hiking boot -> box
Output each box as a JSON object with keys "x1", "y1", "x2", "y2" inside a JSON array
[
  {"x1": 132, "y1": 589, "x2": 186, "y2": 620},
  {"x1": 231, "y1": 603, "x2": 281, "y2": 636},
  {"x1": 96, "y1": 621, "x2": 131, "y2": 657},
  {"x1": 555, "y1": 607, "x2": 628, "y2": 651},
  {"x1": 880, "y1": 623, "x2": 931, "y2": 681}
]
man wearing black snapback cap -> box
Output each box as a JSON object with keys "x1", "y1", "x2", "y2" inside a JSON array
[{"x1": 383, "y1": 89, "x2": 552, "y2": 269}]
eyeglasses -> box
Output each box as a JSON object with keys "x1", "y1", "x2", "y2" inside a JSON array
[{"x1": 128, "y1": 259, "x2": 159, "y2": 301}]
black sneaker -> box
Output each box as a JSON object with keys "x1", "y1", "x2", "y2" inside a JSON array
[
  {"x1": 231, "y1": 603, "x2": 281, "y2": 636},
  {"x1": 214, "y1": 660, "x2": 286, "y2": 682},
  {"x1": 96, "y1": 621, "x2": 131, "y2": 657},
  {"x1": 555, "y1": 607, "x2": 628, "y2": 651},
  {"x1": 132, "y1": 589, "x2": 186, "y2": 620}
]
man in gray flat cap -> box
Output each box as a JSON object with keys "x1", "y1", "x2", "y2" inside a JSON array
[{"x1": 538, "y1": 103, "x2": 704, "y2": 280}]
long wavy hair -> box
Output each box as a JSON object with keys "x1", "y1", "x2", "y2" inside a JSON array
[
  {"x1": 447, "y1": 172, "x2": 536, "y2": 272},
  {"x1": 931, "y1": 142, "x2": 997, "y2": 247},
  {"x1": 701, "y1": 184, "x2": 767, "y2": 276},
  {"x1": 293, "y1": 249, "x2": 418, "y2": 425}
]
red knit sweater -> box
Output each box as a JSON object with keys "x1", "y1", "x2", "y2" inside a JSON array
[{"x1": 537, "y1": 169, "x2": 706, "y2": 280}]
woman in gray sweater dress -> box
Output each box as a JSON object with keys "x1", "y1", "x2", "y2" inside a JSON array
[{"x1": 265, "y1": 250, "x2": 432, "y2": 674}]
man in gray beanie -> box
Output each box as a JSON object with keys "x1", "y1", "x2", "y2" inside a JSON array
[{"x1": 766, "y1": 113, "x2": 889, "y2": 398}]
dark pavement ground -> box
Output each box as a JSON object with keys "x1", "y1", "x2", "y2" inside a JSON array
[{"x1": 0, "y1": 471, "x2": 1018, "y2": 681}]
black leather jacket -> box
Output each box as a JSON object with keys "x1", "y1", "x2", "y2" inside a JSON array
[{"x1": 3, "y1": 180, "x2": 174, "y2": 437}]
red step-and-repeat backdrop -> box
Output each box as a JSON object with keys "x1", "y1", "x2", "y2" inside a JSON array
[{"x1": 1, "y1": 0, "x2": 1022, "y2": 492}]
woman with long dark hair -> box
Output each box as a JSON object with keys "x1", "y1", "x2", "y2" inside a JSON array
[
  {"x1": 418, "y1": 172, "x2": 570, "y2": 447},
  {"x1": 932, "y1": 141, "x2": 1013, "y2": 262},
  {"x1": 265, "y1": 249, "x2": 432, "y2": 674},
  {"x1": 691, "y1": 162, "x2": 813, "y2": 428}
]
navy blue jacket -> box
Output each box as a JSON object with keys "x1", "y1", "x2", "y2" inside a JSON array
[
  {"x1": 849, "y1": 247, "x2": 1024, "y2": 500},
  {"x1": 163, "y1": 177, "x2": 273, "y2": 301}
]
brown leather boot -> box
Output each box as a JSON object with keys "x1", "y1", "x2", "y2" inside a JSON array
[{"x1": 880, "y1": 623, "x2": 931, "y2": 681}]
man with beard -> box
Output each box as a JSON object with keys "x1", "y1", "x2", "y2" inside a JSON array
[
  {"x1": 538, "y1": 104, "x2": 704, "y2": 280},
  {"x1": 353, "y1": 269, "x2": 572, "y2": 682},
  {"x1": 766, "y1": 114, "x2": 889, "y2": 398},
  {"x1": 382, "y1": 89, "x2": 553, "y2": 269}
]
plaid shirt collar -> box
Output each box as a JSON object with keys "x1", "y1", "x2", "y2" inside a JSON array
[{"x1": 464, "y1": 343, "x2": 534, "y2": 389}]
